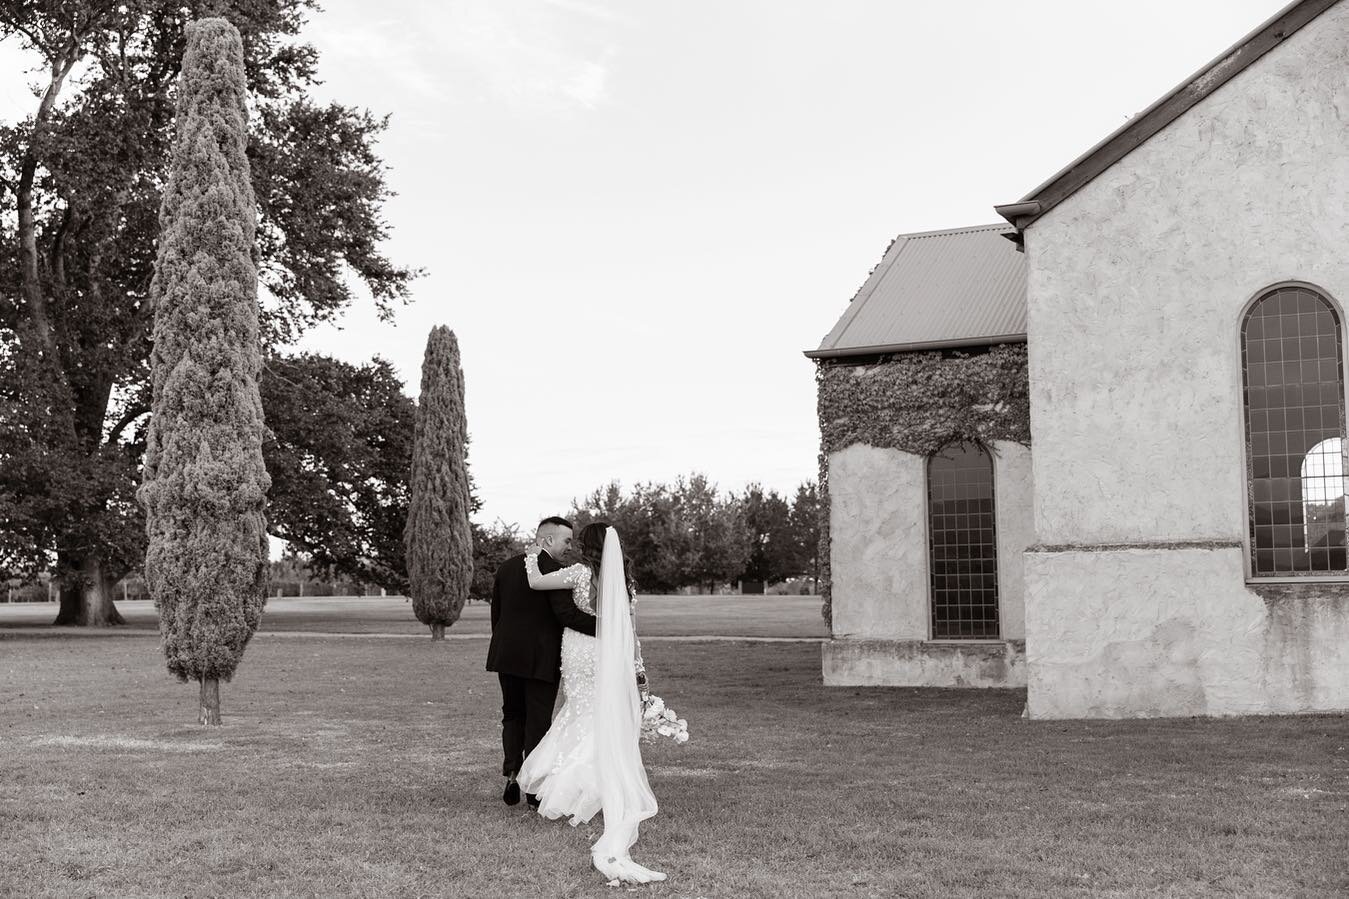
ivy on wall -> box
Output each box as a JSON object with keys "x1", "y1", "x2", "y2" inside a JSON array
[{"x1": 814, "y1": 343, "x2": 1032, "y2": 626}]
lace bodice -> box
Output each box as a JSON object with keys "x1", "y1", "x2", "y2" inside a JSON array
[
  {"x1": 525, "y1": 552, "x2": 594, "y2": 614},
  {"x1": 523, "y1": 551, "x2": 645, "y2": 678}
]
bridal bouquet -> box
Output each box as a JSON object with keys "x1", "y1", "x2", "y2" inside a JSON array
[{"x1": 640, "y1": 691, "x2": 689, "y2": 745}]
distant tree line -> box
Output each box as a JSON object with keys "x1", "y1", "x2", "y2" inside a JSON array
[
  {"x1": 6, "y1": 312, "x2": 817, "y2": 608},
  {"x1": 267, "y1": 472, "x2": 822, "y2": 600},
  {"x1": 569, "y1": 476, "x2": 820, "y2": 594},
  {"x1": 6, "y1": 328, "x2": 819, "y2": 601}
]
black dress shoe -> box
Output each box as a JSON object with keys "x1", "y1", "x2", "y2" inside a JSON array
[
  {"x1": 526, "y1": 792, "x2": 540, "y2": 809},
  {"x1": 503, "y1": 779, "x2": 521, "y2": 806}
]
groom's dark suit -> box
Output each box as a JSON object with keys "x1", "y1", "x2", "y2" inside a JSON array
[{"x1": 486, "y1": 550, "x2": 597, "y2": 778}]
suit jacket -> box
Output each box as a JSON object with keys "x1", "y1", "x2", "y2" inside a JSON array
[{"x1": 485, "y1": 551, "x2": 598, "y2": 683}]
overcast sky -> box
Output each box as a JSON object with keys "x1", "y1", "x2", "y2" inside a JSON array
[{"x1": 2, "y1": 0, "x2": 1293, "y2": 532}]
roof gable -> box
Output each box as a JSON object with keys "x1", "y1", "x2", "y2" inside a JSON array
[
  {"x1": 995, "y1": 0, "x2": 1343, "y2": 236},
  {"x1": 808, "y1": 224, "x2": 1027, "y2": 359}
]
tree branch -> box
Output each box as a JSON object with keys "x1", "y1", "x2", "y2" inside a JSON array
[
  {"x1": 17, "y1": 40, "x2": 84, "y2": 353},
  {"x1": 49, "y1": 204, "x2": 75, "y2": 292},
  {"x1": 1, "y1": 19, "x2": 55, "y2": 63},
  {"x1": 262, "y1": 360, "x2": 305, "y2": 390},
  {"x1": 105, "y1": 403, "x2": 150, "y2": 446},
  {"x1": 16, "y1": 2, "x2": 121, "y2": 351}
]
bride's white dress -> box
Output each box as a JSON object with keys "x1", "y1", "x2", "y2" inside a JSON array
[
  {"x1": 517, "y1": 538, "x2": 665, "y2": 884},
  {"x1": 517, "y1": 558, "x2": 602, "y2": 823}
]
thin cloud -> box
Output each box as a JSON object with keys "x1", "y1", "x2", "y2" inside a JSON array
[
  {"x1": 307, "y1": 19, "x2": 442, "y2": 102},
  {"x1": 562, "y1": 54, "x2": 613, "y2": 109},
  {"x1": 540, "y1": 0, "x2": 625, "y2": 23},
  {"x1": 436, "y1": 1, "x2": 622, "y2": 114}
]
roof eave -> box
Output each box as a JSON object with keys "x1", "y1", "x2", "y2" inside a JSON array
[
  {"x1": 996, "y1": 0, "x2": 1341, "y2": 233},
  {"x1": 804, "y1": 333, "x2": 1028, "y2": 360}
]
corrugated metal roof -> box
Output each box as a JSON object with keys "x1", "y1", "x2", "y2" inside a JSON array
[{"x1": 808, "y1": 224, "x2": 1027, "y2": 359}]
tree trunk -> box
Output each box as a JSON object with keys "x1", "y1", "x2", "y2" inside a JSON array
[
  {"x1": 199, "y1": 679, "x2": 221, "y2": 726},
  {"x1": 430, "y1": 622, "x2": 445, "y2": 641},
  {"x1": 52, "y1": 554, "x2": 127, "y2": 626}
]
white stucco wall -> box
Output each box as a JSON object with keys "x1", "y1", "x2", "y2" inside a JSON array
[
  {"x1": 1022, "y1": 3, "x2": 1349, "y2": 716},
  {"x1": 829, "y1": 444, "x2": 928, "y2": 641},
  {"x1": 992, "y1": 440, "x2": 1033, "y2": 641},
  {"x1": 826, "y1": 440, "x2": 1033, "y2": 686},
  {"x1": 1025, "y1": 547, "x2": 1349, "y2": 718},
  {"x1": 1025, "y1": 2, "x2": 1349, "y2": 545}
]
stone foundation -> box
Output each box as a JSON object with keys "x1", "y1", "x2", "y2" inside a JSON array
[{"x1": 823, "y1": 638, "x2": 1026, "y2": 687}]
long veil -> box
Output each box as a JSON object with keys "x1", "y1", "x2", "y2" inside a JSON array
[{"x1": 590, "y1": 527, "x2": 661, "y2": 880}]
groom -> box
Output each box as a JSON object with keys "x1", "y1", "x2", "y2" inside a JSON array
[{"x1": 486, "y1": 516, "x2": 597, "y2": 807}]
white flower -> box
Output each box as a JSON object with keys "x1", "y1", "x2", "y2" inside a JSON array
[
  {"x1": 657, "y1": 724, "x2": 674, "y2": 736},
  {"x1": 662, "y1": 709, "x2": 677, "y2": 722},
  {"x1": 676, "y1": 719, "x2": 687, "y2": 729},
  {"x1": 674, "y1": 731, "x2": 689, "y2": 744}
]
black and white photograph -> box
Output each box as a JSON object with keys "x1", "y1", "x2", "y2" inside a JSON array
[{"x1": 1, "y1": 0, "x2": 1346, "y2": 895}]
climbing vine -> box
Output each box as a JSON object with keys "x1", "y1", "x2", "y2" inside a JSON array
[{"x1": 814, "y1": 344, "x2": 1031, "y2": 625}]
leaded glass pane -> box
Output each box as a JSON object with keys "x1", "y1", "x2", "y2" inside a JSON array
[
  {"x1": 928, "y1": 443, "x2": 999, "y2": 638},
  {"x1": 1242, "y1": 287, "x2": 1348, "y2": 576}
]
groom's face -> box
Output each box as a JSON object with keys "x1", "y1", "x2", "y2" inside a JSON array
[{"x1": 540, "y1": 526, "x2": 574, "y2": 559}]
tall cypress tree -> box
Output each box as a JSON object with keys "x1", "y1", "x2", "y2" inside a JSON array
[
  {"x1": 405, "y1": 326, "x2": 473, "y2": 640},
  {"x1": 138, "y1": 18, "x2": 270, "y2": 725}
]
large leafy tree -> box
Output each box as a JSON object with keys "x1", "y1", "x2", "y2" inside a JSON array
[
  {"x1": 469, "y1": 520, "x2": 525, "y2": 601},
  {"x1": 666, "y1": 474, "x2": 750, "y2": 593},
  {"x1": 262, "y1": 353, "x2": 413, "y2": 593},
  {"x1": 736, "y1": 483, "x2": 795, "y2": 587},
  {"x1": 0, "y1": 1, "x2": 414, "y2": 624},
  {"x1": 139, "y1": 17, "x2": 268, "y2": 725},
  {"x1": 264, "y1": 352, "x2": 506, "y2": 600},
  {"x1": 789, "y1": 481, "x2": 821, "y2": 591}
]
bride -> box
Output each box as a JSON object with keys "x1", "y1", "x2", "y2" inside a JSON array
[{"x1": 517, "y1": 522, "x2": 665, "y2": 884}]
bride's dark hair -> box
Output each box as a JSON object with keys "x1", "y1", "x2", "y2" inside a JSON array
[
  {"x1": 577, "y1": 521, "x2": 637, "y2": 599},
  {"x1": 577, "y1": 522, "x2": 609, "y2": 577}
]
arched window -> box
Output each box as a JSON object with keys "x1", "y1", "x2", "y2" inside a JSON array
[
  {"x1": 927, "y1": 442, "x2": 999, "y2": 638},
  {"x1": 1242, "y1": 285, "x2": 1348, "y2": 576}
]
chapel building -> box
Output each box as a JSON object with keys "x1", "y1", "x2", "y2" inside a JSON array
[{"x1": 812, "y1": 0, "x2": 1349, "y2": 717}]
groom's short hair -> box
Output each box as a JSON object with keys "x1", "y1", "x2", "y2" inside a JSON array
[{"x1": 537, "y1": 516, "x2": 573, "y2": 532}]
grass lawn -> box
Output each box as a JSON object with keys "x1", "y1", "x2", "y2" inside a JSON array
[
  {"x1": 0, "y1": 594, "x2": 828, "y2": 640},
  {"x1": 0, "y1": 631, "x2": 1346, "y2": 898}
]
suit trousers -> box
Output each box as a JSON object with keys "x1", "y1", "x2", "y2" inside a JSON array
[{"x1": 498, "y1": 673, "x2": 559, "y2": 778}]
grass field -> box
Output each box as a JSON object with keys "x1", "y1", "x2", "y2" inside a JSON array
[
  {"x1": 1, "y1": 610, "x2": 1346, "y2": 898},
  {"x1": 0, "y1": 594, "x2": 829, "y2": 640}
]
